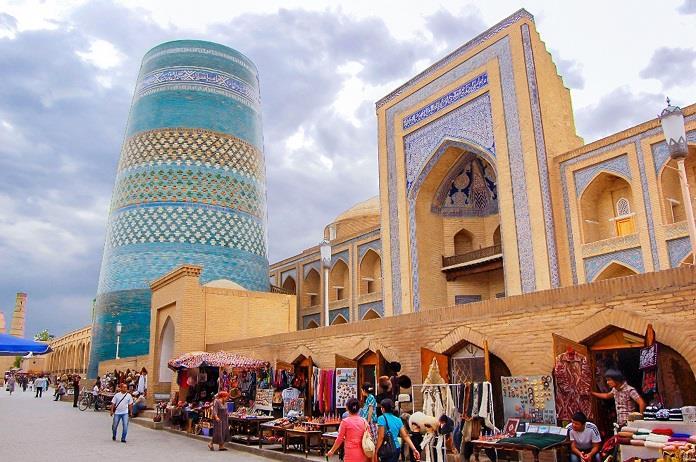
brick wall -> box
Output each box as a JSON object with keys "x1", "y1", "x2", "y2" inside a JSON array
[{"x1": 207, "y1": 266, "x2": 696, "y2": 385}]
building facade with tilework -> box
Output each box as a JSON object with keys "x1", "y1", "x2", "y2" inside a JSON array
[
  {"x1": 273, "y1": 9, "x2": 696, "y2": 330},
  {"x1": 88, "y1": 40, "x2": 269, "y2": 377},
  {"x1": 82, "y1": 10, "x2": 696, "y2": 400}
]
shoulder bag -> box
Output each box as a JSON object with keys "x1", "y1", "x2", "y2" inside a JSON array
[
  {"x1": 377, "y1": 416, "x2": 399, "y2": 460},
  {"x1": 362, "y1": 420, "x2": 375, "y2": 458}
]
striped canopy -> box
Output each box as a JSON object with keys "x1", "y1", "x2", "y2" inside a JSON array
[{"x1": 167, "y1": 351, "x2": 267, "y2": 371}]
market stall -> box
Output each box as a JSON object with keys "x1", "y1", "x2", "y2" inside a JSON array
[{"x1": 166, "y1": 351, "x2": 271, "y2": 437}]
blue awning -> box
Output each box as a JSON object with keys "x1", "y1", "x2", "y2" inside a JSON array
[{"x1": 0, "y1": 333, "x2": 51, "y2": 356}]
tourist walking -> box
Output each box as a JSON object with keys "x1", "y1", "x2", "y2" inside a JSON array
[
  {"x1": 208, "y1": 391, "x2": 229, "y2": 451},
  {"x1": 359, "y1": 383, "x2": 378, "y2": 440},
  {"x1": 375, "y1": 399, "x2": 420, "y2": 462},
  {"x1": 7, "y1": 375, "x2": 15, "y2": 395},
  {"x1": 35, "y1": 375, "x2": 46, "y2": 398},
  {"x1": 326, "y1": 397, "x2": 370, "y2": 462},
  {"x1": 72, "y1": 375, "x2": 80, "y2": 408},
  {"x1": 110, "y1": 383, "x2": 133, "y2": 443}
]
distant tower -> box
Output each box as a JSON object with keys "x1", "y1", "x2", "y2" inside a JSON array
[
  {"x1": 88, "y1": 40, "x2": 269, "y2": 377},
  {"x1": 10, "y1": 292, "x2": 26, "y2": 337}
]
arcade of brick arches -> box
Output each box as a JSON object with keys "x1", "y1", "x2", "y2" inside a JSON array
[{"x1": 34, "y1": 8, "x2": 696, "y2": 448}]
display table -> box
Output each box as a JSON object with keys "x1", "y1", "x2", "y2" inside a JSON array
[
  {"x1": 620, "y1": 420, "x2": 696, "y2": 461},
  {"x1": 258, "y1": 423, "x2": 288, "y2": 449},
  {"x1": 283, "y1": 428, "x2": 323, "y2": 458},
  {"x1": 304, "y1": 421, "x2": 340, "y2": 433},
  {"x1": 228, "y1": 416, "x2": 275, "y2": 445},
  {"x1": 472, "y1": 438, "x2": 570, "y2": 462},
  {"x1": 321, "y1": 432, "x2": 339, "y2": 455}
]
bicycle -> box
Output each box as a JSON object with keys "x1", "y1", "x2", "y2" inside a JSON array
[{"x1": 78, "y1": 391, "x2": 105, "y2": 411}]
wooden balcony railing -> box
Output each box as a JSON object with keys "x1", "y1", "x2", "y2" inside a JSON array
[
  {"x1": 442, "y1": 244, "x2": 503, "y2": 268},
  {"x1": 270, "y1": 285, "x2": 294, "y2": 295}
]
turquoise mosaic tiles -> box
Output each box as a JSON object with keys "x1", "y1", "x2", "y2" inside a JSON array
[
  {"x1": 91, "y1": 40, "x2": 268, "y2": 377},
  {"x1": 97, "y1": 242, "x2": 269, "y2": 293},
  {"x1": 87, "y1": 289, "x2": 151, "y2": 377},
  {"x1": 126, "y1": 90, "x2": 263, "y2": 147}
]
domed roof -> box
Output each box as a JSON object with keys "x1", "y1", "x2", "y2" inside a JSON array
[
  {"x1": 333, "y1": 196, "x2": 380, "y2": 223},
  {"x1": 204, "y1": 279, "x2": 247, "y2": 290}
]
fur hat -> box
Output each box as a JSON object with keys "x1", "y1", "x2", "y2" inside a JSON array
[
  {"x1": 397, "y1": 375, "x2": 412, "y2": 390},
  {"x1": 409, "y1": 412, "x2": 439, "y2": 432},
  {"x1": 378, "y1": 376, "x2": 392, "y2": 391}
]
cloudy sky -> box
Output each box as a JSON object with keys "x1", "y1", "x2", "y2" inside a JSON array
[{"x1": 1, "y1": 0, "x2": 695, "y2": 338}]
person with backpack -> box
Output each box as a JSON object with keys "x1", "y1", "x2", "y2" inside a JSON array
[{"x1": 375, "y1": 399, "x2": 420, "y2": 462}]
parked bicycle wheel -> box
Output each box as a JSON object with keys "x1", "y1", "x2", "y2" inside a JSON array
[{"x1": 78, "y1": 394, "x2": 91, "y2": 411}]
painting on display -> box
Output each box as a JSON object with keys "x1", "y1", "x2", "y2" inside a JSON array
[
  {"x1": 335, "y1": 368, "x2": 358, "y2": 409},
  {"x1": 254, "y1": 387, "x2": 273, "y2": 411},
  {"x1": 501, "y1": 375, "x2": 556, "y2": 424},
  {"x1": 283, "y1": 397, "x2": 305, "y2": 417}
]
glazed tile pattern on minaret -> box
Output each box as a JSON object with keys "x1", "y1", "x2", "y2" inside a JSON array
[{"x1": 89, "y1": 41, "x2": 269, "y2": 377}]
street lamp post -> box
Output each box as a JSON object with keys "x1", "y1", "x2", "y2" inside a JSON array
[
  {"x1": 115, "y1": 321, "x2": 122, "y2": 360},
  {"x1": 660, "y1": 98, "x2": 696, "y2": 264},
  {"x1": 320, "y1": 239, "x2": 332, "y2": 327}
]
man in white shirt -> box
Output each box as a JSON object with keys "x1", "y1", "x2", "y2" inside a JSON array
[
  {"x1": 567, "y1": 412, "x2": 602, "y2": 462},
  {"x1": 110, "y1": 383, "x2": 134, "y2": 443}
]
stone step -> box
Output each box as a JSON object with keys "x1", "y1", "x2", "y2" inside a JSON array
[
  {"x1": 140, "y1": 409, "x2": 156, "y2": 419},
  {"x1": 129, "y1": 416, "x2": 163, "y2": 430}
]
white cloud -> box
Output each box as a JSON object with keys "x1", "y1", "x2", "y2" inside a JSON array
[{"x1": 76, "y1": 38, "x2": 126, "y2": 70}]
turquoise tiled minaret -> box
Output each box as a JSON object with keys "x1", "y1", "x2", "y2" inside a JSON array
[{"x1": 88, "y1": 40, "x2": 268, "y2": 377}]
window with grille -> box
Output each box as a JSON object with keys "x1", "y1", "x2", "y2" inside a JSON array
[{"x1": 616, "y1": 197, "x2": 631, "y2": 216}]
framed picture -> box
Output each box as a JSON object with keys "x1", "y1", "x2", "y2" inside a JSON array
[{"x1": 504, "y1": 418, "x2": 520, "y2": 436}]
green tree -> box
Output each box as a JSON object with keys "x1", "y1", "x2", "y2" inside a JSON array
[
  {"x1": 12, "y1": 356, "x2": 21, "y2": 368},
  {"x1": 34, "y1": 329, "x2": 55, "y2": 342}
]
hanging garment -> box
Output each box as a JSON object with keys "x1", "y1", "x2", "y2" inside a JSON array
[
  {"x1": 478, "y1": 382, "x2": 496, "y2": 431},
  {"x1": 553, "y1": 350, "x2": 594, "y2": 420}
]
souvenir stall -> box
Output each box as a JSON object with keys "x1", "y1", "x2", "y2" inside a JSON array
[
  {"x1": 551, "y1": 327, "x2": 696, "y2": 462},
  {"x1": 166, "y1": 351, "x2": 271, "y2": 437}
]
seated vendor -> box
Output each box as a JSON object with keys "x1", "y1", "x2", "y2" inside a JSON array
[
  {"x1": 131, "y1": 391, "x2": 147, "y2": 417},
  {"x1": 567, "y1": 412, "x2": 601, "y2": 462}
]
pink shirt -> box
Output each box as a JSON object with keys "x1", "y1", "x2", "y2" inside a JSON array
[{"x1": 336, "y1": 415, "x2": 369, "y2": 462}]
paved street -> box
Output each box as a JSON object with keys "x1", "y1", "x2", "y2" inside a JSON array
[{"x1": 0, "y1": 387, "x2": 272, "y2": 461}]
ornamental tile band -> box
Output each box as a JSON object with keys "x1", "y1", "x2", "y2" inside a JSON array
[
  {"x1": 402, "y1": 73, "x2": 488, "y2": 130},
  {"x1": 117, "y1": 128, "x2": 265, "y2": 179},
  {"x1": 581, "y1": 233, "x2": 641, "y2": 258},
  {"x1": 583, "y1": 247, "x2": 644, "y2": 282},
  {"x1": 521, "y1": 24, "x2": 560, "y2": 288},
  {"x1": 667, "y1": 237, "x2": 691, "y2": 267},
  {"x1": 574, "y1": 154, "x2": 632, "y2": 197}
]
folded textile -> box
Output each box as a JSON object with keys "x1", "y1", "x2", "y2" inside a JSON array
[
  {"x1": 618, "y1": 431, "x2": 634, "y2": 438},
  {"x1": 622, "y1": 426, "x2": 639, "y2": 433},
  {"x1": 646, "y1": 434, "x2": 670, "y2": 443},
  {"x1": 635, "y1": 428, "x2": 652, "y2": 435},
  {"x1": 668, "y1": 440, "x2": 689, "y2": 445},
  {"x1": 673, "y1": 433, "x2": 691, "y2": 438},
  {"x1": 627, "y1": 412, "x2": 643, "y2": 421},
  {"x1": 690, "y1": 436, "x2": 696, "y2": 444},
  {"x1": 669, "y1": 437, "x2": 691, "y2": 442},
  {"x1": 497, "y1": 433, "x2": 567, "y2": 449},
  {"x1": 630, "y1": 440, "x2": 645, "y2": 446},
  {"x1": 633, "y1": 434, "x2": 649, "y2": 440},
  {"x1": 652, "y1": 428, "x2": 674, "y2": 436},
  {"x1": 618, "y1": 437, "x2": 633, "y2": 445},
  {"x1": 644, "y1": 441, "x2": 666, "y2": 449},
  {"x1": 664, "y1": 445, "x2": 676, "y2": 451}
]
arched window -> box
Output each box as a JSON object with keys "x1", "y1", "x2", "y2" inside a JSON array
[{"x1": 616, "y1": 197, "x2": 631, "y2": 216}]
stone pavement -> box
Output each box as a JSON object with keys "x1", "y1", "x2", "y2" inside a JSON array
[{"x1": 0, "y1": 387, "x2": 273, "y2": 461}]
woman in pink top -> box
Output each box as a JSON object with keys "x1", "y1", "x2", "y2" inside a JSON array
[{"x1": 327, "y1": 397, "x2": 369, "y2": 462}]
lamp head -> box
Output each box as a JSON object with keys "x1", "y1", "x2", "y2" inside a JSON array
[
  {"x1": 116, "y1": 321, "x2": 122, "y2": 335},
  {"x1": 320, "y1": 238, "x2": 331, "y2": 267},
  {"x1": 660, "y1": 97, "x2": 688, "y2": 160}
]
